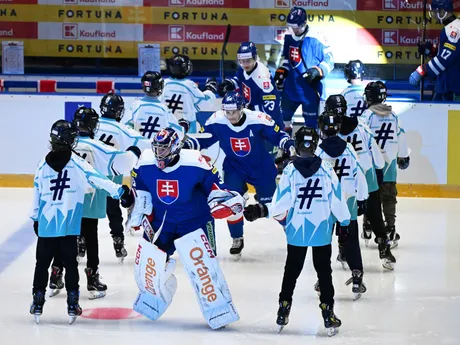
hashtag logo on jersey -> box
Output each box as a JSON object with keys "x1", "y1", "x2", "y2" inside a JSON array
[
  {"x1": 99, "y1": 134, "x2": 115, "y2": 147},
  {"x1": 334, "y1": 158, "x2": 351, "y2": 181},
  {"x1": 349, "y1": 101, "x2": 367, "y2": 117},
  {"x1": 50, "y1": 170, "x2": 71, "y2": 201},
  {"x1": 165, "y1": 94, "x2": 184, "y2": 114},
  {"x1": 140, "y1": 116, "x2": 161, "y2": 139},
  {"x1": 374, "y1": 123, "x2": 394, "y2": 149},
  {"x1": 297, "y1": 178, "x2": 322, "y2": 210},
  {"x1": 346, "y1": 134, "x2": 363, "y2": 152}
]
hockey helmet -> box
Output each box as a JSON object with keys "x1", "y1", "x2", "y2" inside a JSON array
[
  {"x1": 364, "y1": 81, "x2": 387, "y2": 106},
  {"x1": 141, "y1": 71, "x2": 164, "y2": 96},
  {"x1": 50, "y1": 119, "x2": 79, "y2": 150},
  {"x1": 167, "y1": 54, "x2": 193, "y2": 79},
  {"x1": 287, "y1": 7, "x2": 308, "y2": 37},
  {"x1": 325, "y1": 94, "x2": 348, "y2": 117},
  {"x1": 100, "y1": 92, "x2": 125, "y2": 121},
  {"x1": 318, "y1": 110, "x2": 342, "y2": 137},
  {"x1": 430, "y1": 0, "x2": 454, "y2": 20},
  {"x1": 294, "y1": 126, "x2": 319, "y2": 155},
  {"x1": 222, "y1": 91, "x2": 245, "y2": 123},
  {"x1": 152, "y1": 127, "x2": 182, "y2": 170},
  {"x1": 344, "y1": 60, "x2": 365, "y2": 83},
  {"x1": 73, "y1": 107, "x2": 99, "y2": 138},
  {"x1": 237, "y1": 42, "x2": 258, "y2": 71}
]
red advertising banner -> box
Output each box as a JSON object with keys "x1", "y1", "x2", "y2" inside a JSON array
[
  {"x1": 358, "y1": 28, "x2": 440, "y2": 46},
  {"x1": 0, "y1": 22, "x2": 37, "y2": 39},
  {"x1": 143, "y1": 24, "x2": 248, "y2": 42},
  {"x1": 0, "y1": 0, "x2": 37, "y2": 4},
  {"x1": 357, "y1": 0, "x2": 460, "y2": 11},
  {"x1": 143, "y1": 0, "x2": 250, "y2": 7}
]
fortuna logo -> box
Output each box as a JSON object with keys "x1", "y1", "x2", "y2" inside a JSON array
[
  {"x1": 289, "y1": 46, "x2": 301, "y2": 68},
  {"x1": 157, "y1": 180, "x2": 179, "y2": 204},
  {"x1": 230, "y1": 137, "x2": 251, "y2": 157}
]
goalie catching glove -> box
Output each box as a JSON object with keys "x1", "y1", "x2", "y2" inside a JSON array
[{"x1": 208, "y1": 189, "x2": 245, "y2": 219}]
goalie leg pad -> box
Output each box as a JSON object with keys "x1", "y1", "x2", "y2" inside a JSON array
[
  {"x1": 175, "y1": 229, "x2": 240, "y2": 329},
  {"x1": 133, "y1": 238, "x2": 177, "y2": 320}
]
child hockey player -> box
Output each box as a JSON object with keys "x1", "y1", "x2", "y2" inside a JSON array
[
  {"x1": 162, "y1": 54, "x2": 218, "y2": 133},
  {"x1": 244, "y1": 126, "x2": 349, "y2": 336},
  {"x1": 120, "y1": 127, "x2": 244, "y2": 329},
  {"x1": 315, "y1": 110, "x2": 368, "y2": 299},
  {"x1": 183, "y1": 91, "x2": 294, "y2": 259},
  {"x1": 361, "y1": 82, "x2": 411, "y2": 248},
  {"x1": 30, "y1": 120, "x2": 128, "y2": 324},
  {"x1": 325, "y1": 94, "x2": 396, "y2": 270},
  {"x1": 341, "y1": 60, "x2": 367, "y2": 117}
]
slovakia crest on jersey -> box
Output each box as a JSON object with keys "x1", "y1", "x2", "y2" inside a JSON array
[
  {"x1": 157, "y1": 180, "x2": 179, "y2": 205},
  {"x1": 230, "y1": 137, "x2": 251, "y2": 157},
  {"x1": 242, "y1": 82, "x2": 251, "y2": 102},
  {"x1": 289, "y1": 46, "x2": 302, "y2": 68}
]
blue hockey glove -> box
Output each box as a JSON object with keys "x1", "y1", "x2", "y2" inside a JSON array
[
  {"x1": 282, "y1": 139, "x2": 295, "y2": 154},
  {"x1": 409, "y1": 65, "x2": 426, "y2": 87},
  {"x1": 397, "y1": 157, "x2": 410, "y2": 170},
  {"x1": 274, "y1": 67, "x2": 288, "y2": 91},
  {"x1": 217, "y1": 79, "x2": 236, "y2": 97},
  {"x1": 302, "y1": 67, "x2": 321, "y2": 84}
]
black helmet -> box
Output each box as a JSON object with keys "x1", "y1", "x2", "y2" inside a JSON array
[
  {"x1": 100, "y1": 93, "x2": 125, "y2": 122},
  {"x1": 141, "y1": 71, "x2": 164, "y2": 96},
  {"x1": 344, "y1": 60, "x2": 365, "y2": 83},
  {"x1": 318, "y1": 110, "x2": 342, "y2": 136},
  {"x1": 167, "y1": 54, "x2": 193, "y2": 79},
  {"x1": 295, "y1": 126, "x2": 319, "y2": 155},
  {"x1": 364, "y1": 81, "x2": 387, "y2": 106},
  {"x1": 325, "y1": 94, "x2": 348, "y2": 117},
  {"x1": 73, "y1": 107, "x2": 99, "y2": 138},
  {"x1": 50, "y1": 119, "x2": 78, "y2": 151}
]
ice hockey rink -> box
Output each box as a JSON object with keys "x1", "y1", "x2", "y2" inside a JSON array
[{"x1": 1, "y1": 187, "x2": 460, "y2": 345}]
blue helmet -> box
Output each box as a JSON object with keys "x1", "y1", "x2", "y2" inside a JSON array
[
  {"x1": 237, "y1": 41, "x2": 257, "y2": 60},
  {"x1": 431, "y1": 0, "x2": 454, "y2": 11},
  {"x1": 222, "y1": 91, "x2": 244, "y2": 111},
  {"x1": 287, "y1": 7, "x2": 307, "y2": 28},
  {"x1": 152, "y1": 127, "x2": 182, "y2": 169}
]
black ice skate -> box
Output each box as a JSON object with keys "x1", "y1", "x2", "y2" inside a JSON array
[
  {"x1": 113, "y1": 236, "x2": 128, "y2": 264},
  {"x1": 85, "y1": 268, "x2": 107, "y2": 299},
  {"x1": 30, "y1": 290, "x2": 45, "y2": 324},
  {"x1": 49, "y1": 265, "x2": 65, "y2": 297},
  {"x1": 313, "y1": 280, "x2": 321, "y2": 297},
  {"x1": 230, "y1": 237, "x2": 244, "y2": 260},
  {"x1": 337, "y1": 243, "x2": 347, "y2": 270},
  {"x1": 377, "y1": 237, "x2": 396, "y2": 270},
  {"x1": 361, "y1": 219, "x2": 372, "y2": 247},
  {"x1": 319, "y1": 303, "x2": 341, "y2": 337},
  {"x1": 345, "y1": 269, "x2": 367, "y2": 301},
  {"x1": 276, "y1": 300, "x2": 291, "y2": 333},
  {"x1": 386, "y1": 225, "x2": 400, "y2": 249},
  {"x1": 67, "y1": 290, "x2": 82, "y2": 325},
  {"x1": 77, "y1": 236, "x2": 86, "y2": 263}
]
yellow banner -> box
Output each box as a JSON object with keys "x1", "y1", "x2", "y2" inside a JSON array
[
  {"x1": 1, "y1": 5, "x2": 443, "y2": 29},
  {"x1": 0, "y1": 39, "x2": 422, "y2": 63}
]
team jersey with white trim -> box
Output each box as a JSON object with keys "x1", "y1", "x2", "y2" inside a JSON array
[
  {"x1": 341, "y1": 85, "x2": 367, "y2": 117},
  {"x1": 97, "y1": 117, "x2": 152, "y2": 152}
]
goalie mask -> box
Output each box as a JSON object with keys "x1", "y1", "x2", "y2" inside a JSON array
[{"x1": 152, "y1": 127, "x2": 182, "y2": 170}]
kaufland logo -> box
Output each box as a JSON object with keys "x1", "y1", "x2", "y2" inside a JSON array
[
  {"x1": 275, "y1": 0, "x2": 290, "y2": 8},
  {"x1": 382, "y1": 29, "x2": 399, "y2": 46},
  {"x1": 169, "y1": 0, "x2": 225, "y2": 5},
  {"x1": 63, "y1": 23, "x2": 78, "y2": 39},
  {"x1": 169, "y1": 0, "x2": 185, "y2": 6},
  {"x1": 383, "y1": 0, "x2": 398, "y2": 10},
  {"x1": 169, "y1": 25, "x2": 184, "y2": 41},
  {"x1": 383, "y1": 0, "x2": 424, "y2": 10}
]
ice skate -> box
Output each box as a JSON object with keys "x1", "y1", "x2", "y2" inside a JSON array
[
  {"x1": 77, "y1": 236, "x2": 86, "y2": 263},
  {"x1": 345, "y1": 269, "x2": 366, "y2": 301},
  {"x1": 30, "y1": 290, "x2": 45, "y2": 324},
  {"x1": 386, "y1": 225, "x2": 400, "y2": 249},
  {"x1": 229, "y1": 237, "x2": 244, "y2": 261},
  {"x1": 276, "y1": 300, "x2": 291, "y2": 333},
  {"x1": 377, "y1": 237, "x2": 396, "y2": 270},
  {"x1": 313, "y1": 280, "x2": 321, "y2": 297},
  {"x1": 67, "y1": 290, "x2": 82, "y2": 325},
  {"x1": 319, "y1": 303, "x2": 341, "y2": 337},
  {"x1": 85, "y1": 268, "x2": 107, "y2": 299},
  {"x1": 361, "y1": 219, "x2": 372, "y2": 247},
  {"x1": 336, "y1": 243, "x2": 347, "y2": 270},
  {"x1": 49, "y1": 266, "x2": 65, "y2": 297},
  {"x1": 113, "y1": 236, "x2": 128, "y2": 264}
]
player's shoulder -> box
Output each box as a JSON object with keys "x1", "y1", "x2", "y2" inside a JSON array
[
  {"x1": 179, "y1": 149, "x2": 212, "y2": 170},
  {"x1": 135, "y1": 149, "x2": 156, "y2": 170},
  {"x1": 444, "y1": 18, "x2": 460, "y2": 44},
  {"x1": 244, "y1": 109, "x2": 275, "y2": 126},
  {"x1": 205, "y1": 110, "x2": 226, "y2": 126},
  {"x1": 306, "y1": 29, "x2": 329, "y2": 46},
  {"x1": 251, "y1": 63, "x2": 274, "y2": 92}
]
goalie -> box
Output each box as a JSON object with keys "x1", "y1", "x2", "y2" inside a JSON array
[{"x1": 120, "y1": 127, "x2": 244, "y2": 330}]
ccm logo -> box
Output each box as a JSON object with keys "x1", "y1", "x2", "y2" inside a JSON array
[
  {"x1": 200, "y1": 234, "x2": 215, "y2": 258},
  {"x1": 135, "y1": 244, "x2": 142, "y2": 265},
  {"x1": 190, "y1": 247, "x2": 217, "y2": 302}
]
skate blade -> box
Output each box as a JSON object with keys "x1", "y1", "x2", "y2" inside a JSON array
[
  {"x1": 390, "y1": 241, "x2": 398, "y2": 249},
  {"x1": 88, "y1": 291, "x2": 106, "y2": 300},
  {"x1": 231, "y1": 253, "x2": 242, "y2": 261},
  {"x1": 276, "y1": 324, "x2": 285, "y2": 334},
  {"x1": 353, "y1": 292, "x2": 362, "y2": 301},
  {"x1": 117, "y1": 257, "x2": 124, "y2": 265},
  {"x1": 382, "y1": 260, "x2": 395, "y2": 271},
  {"x1": 49, "y1": 289, "x2": 61, "y2": 298},
  {"x1": 69, "y1": 315, "x2": 77, "y2": 325},
  {"x1": 34, "y1": 314, "x2": 40, "y2": 324},
  {"x1": 327, "y1": 327, "x2": 339, "y2": 337}
]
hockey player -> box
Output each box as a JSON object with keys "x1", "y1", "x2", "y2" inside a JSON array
[
  {"x1": 274, "y1": 6, "x2": 334, "y2": 130},
  {"x1": 341, "y1": 60, "x2": 368, "y2": 117},
  {"x1": 30, "y1": 120, "x2": 128, "y2": 324},
  {"x1": 315, "y1": 110, "x2": 368, "y2": 298},
  {"x1": 410, "y1": 0, "x2": 460, "y2": 101},
  {"x1": 97, "y1": 92, "x2": 152, "y2": 260},
  {"x1": 162, "y1": 54, "x2": 218, "y2": 133},
  {"x1": 326, "y1": 95, "x2": 396, "y2": 270},
  {"x1": 362, "y1": 82, "x2": 411, "y2": 249},
  {"x1": 124, "y1": 71, "x2": 187, "y2": 138},
  {"x1": 120, "y1": 127, "x2": 244, "y2": 329},
  {"x1": 51, "y1": 107, "x2": 139, "y2": 299},
  {"x1": 183, "y1": 91, "x2": 294, "y2": 259},
  {"x1": 244, "y1": 126, "x2": 349, "y2": 336}
]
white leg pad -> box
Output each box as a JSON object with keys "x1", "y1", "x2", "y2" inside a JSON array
[
  {"x1": 133, "y1": 238, "x2": 177, "y2": 320},
  {"x1": 175, "y1": 229, "x2": 240, "y2": 329}
]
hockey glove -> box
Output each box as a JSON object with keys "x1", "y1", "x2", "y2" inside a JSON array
[
  {"x1": 243, "y1": 203, "x2": 268, "y2": 222},
  {"x1": 376, "y1": 169, "x2": 384, "y2": 186},
  {"x1": 33, "y1": 221, "x2": 38, "y2": 236},
  {"x1": 126, "y1": 145, "x2": 142, "y2": 158},
  {"x1": 409, "y1": 65, "x2": 426, "y2": 87},
  {"x1": 357, "y1": 200, "x2": 367, "y2": 217},
  {"x1": 178, "y1": 118, "x2": 190, "y2": 133},
  {"x1": 397, "y1": 156, "x2": 410, "y2": 170},
  {"x1": 120, "y1": 185, "x2": 134, "y2": 208},
  {"x1": 417, "y1": 41, "x2": 437, "y2": 57},
  {"x1": 302, "y1": 67, "x2": 322, "y2": 85},
  {"x1": 217, "y1": 79, "x2": 236, "y2": 97},
  {"x1": 274, "y1": 67, "x2": 288, "y2": 91},
  {"x1": 205, "y1": 77, "x2": 218, "y2": 93},
  {"x1": 282, "y1": 139, "x2": 295, "y2": 154}
]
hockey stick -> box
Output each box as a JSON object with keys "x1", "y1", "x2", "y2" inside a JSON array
[
  {"x1": 220, "y1": 24, "x2": 232, "y2": 82},
  {"x1": 420, "y1": 0, "x2": 428, "y2": 101},
  {"x1": 142, "y1": 211, "x2": 167, "y2": 244}
]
